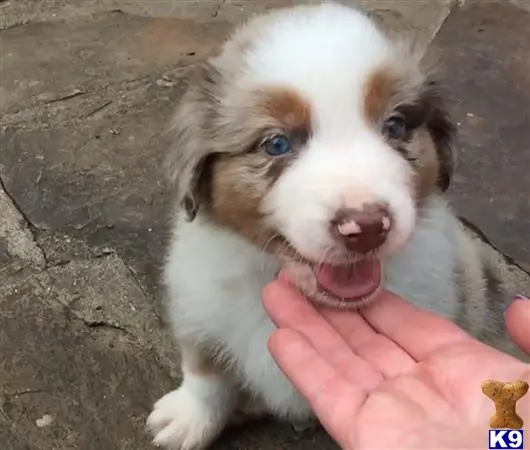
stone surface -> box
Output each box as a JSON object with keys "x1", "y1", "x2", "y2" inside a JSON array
[
  {"x1": 0, "y1": 0, "x2": 457, "y2": 37},
  {"x1": 0, "y1": 184, "x2": 45, "y2": 276},
  {"x1": 1, "y1": 0, "x2": 530, "y2": 449},
  {"x1": 0, "y1": 264, "x2": 176, "y2": 450},
  {"x1": 429, "y1": 0, "x2": 530, "y2": 270},
  {"x1": 1, "y1": 10, "x2": 231, "y2": 298}
]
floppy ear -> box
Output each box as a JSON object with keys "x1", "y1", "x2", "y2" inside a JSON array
[
  {"x1": 166, "y1": 63, "x2": 220, "y2": 220},
  {"x1": 421, "y1": 80, "x2": 457, "y2": 192},
  {"x1": 367, "y1": 9, "x2": 410, "y2": 40}
]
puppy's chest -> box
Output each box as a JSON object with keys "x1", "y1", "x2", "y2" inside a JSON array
[
  {"x1": 180, "y1": 249, "x2": 281, "y2": 349},
  {"x1": 383, "y1": 229, "x2": 460, "y2": 320}
]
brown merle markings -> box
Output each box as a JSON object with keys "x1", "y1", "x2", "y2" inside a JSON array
[
  {"x1": 409, "y1": 128, "x2": 442, "y2": 203},
  {"x1": 257, "y1": 86, "x2": 312, "y2": 132},
  {"x1": 255, "y1": 87, "x2": 311, "y2": 183},
  {"x1": 417, "y1": 82, "x2": 456, "y2": 192},
  {"x1": 363, "y1": 66, "x2": 456, "y2": 197},
  {"x1": 363, "y1": 67, "x2": 399, "y2": 125},
  {"x1": 407, "y1": 104, "x2": 455, "y2": 198},
  {"x1": 204, "y1": 87, "x2": 312, "y2": 252},
  {"x1": 179, "y1": 340, "x2": 224, "y2": 377}
]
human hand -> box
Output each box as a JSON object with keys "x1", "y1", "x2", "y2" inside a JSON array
[{"x1": 263, "y1": 278, "x2": 530, "y2": 450}]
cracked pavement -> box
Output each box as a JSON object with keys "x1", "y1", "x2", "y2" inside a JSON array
[{"x1": 1, "y1": 0, "x2": 529, "y2": 449}]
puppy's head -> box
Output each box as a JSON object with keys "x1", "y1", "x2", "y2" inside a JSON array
[{"x1": 167, "y1": 3, "x2": 456, "y2": 309}]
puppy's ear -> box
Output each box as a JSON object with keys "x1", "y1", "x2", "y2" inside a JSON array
[
  {"x1": 367, "y1": 9, "x2": 407, "y2": 38},
  {"x1": 368, "y1": 9, "x2": 419, "y2": 47},
  {"x1": 166, "y1": 63, "x2": 220, "y2": 220},
  {"x1": 421, "y1": 80, "x2": 457, "y2": 192}
]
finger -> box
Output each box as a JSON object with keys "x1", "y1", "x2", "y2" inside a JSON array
[
  {"x1": 274, "y1": 274, "x2": 416, "y2": 377},
  {"x1": 278, "y1": 267, "x2": 385, "y2": 350},
  {"x1": 360, "y1": 290, "x2": 472, "y2": 361},
  {"x1": 320, "y1": 307, "x2": 417, "y2": 377},
  {"x1": 505, "y1": 296, "x2": 530, "y2": 354},
  {"x1": 263, "y1": 281, "x2": 383, "y2": 389},
  {"x1": 268, "y1": 328, "x2": 367, "y2": 446}
]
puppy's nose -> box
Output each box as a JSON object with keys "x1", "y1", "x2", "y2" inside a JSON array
[{"x1": 331, "y1": 204, "x2": 391, "y2": 253}]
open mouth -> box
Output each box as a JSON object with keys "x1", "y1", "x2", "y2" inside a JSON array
[
  {"x1": 270, "y1": 235, "x2": 384, "y2": 309},
  {"x1": 282, "y1": 256, "x2": 383, "y2": 310},
  {"x1": 313, "y1": 259, "x2": 382, "y2": 304},
  {"x1": 312, "y1": 259, "x2": 382, "y2": 306}
]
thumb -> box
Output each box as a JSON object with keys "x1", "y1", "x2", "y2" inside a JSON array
[{"x1": 505, "y1": 295, "x2": 530, "y2": 354}]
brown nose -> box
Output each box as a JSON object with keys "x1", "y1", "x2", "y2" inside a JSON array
[{"x1": 331, "y1": 204, "x2": 391, "y2": 253}]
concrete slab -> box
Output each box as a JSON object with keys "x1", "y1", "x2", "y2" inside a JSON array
[
  {"x1": 1, "y1": 11, "x2": 229, "y2": 113},
  {"x1": 510, "y1": 0, "x2": 530, "y2": 13},
  {"x1": 0, "y1": 183, "x2": 45, "y2": 276},
  {"x1": 427, "y1": 0, "x2": 530, "y2": 270},
  {"x1": 1, "y1": 0, "x2": 456, "y2": 51},
  {"x1": 0, "y1": 178, "x2": 181, "y2": 449},
  {"x1": 0, "y1": 264, "x2": 176, "y2": 450},
  {"x1": 0, "y1": 11, "x2": 232, "y2": 296}
]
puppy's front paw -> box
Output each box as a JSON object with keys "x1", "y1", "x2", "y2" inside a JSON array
[{"x1": 147, "y1": 388, "x2": 224, "y2": 450}]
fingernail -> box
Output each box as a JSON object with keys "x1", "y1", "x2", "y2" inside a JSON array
[{"x1": 514, "y1": 294, "x2": 529, "y2": 301}]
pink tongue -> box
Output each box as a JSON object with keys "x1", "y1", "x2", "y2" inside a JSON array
[{"x1": 314, "y1": 260, "x2": 381, "y2": 301}]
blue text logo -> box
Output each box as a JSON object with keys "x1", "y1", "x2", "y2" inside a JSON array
[{"x1": 489, "y1": 430, "x2": 524, "y2": 449}]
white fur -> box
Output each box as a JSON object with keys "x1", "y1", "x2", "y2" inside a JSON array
[
  {"x1": 262, "y1": 130, "x2": 417, "y2": 263},
  {"x1": 147, "y1": 368, "x2": 236, "y2": 449},
  {"x1": 149, "y1": 4, "x2": 469, "y2": 449},
  {"x1": 150, "y1": 194, "x2": 461, "y2": 449},
  {"x1": 163, "y1": 215, "x2": 310, "y2": 419},
  {"x1": 244, "y1": 4, "x2": 422, "y2": 262}
]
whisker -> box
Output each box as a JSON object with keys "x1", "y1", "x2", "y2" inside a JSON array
[
  {"x1": 315, "y1": 246, "x2": 332, "y2": 274},
  {"x1": 259, "y1": 233, "x2": 280, "y2": 276}
]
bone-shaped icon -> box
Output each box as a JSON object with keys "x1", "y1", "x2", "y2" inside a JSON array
[{"x1": 481, "y1": 379, "x2": 529, "y2": 429}]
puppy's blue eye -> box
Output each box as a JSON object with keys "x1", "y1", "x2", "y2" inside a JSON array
[
  {"x1": 263, "y1": 135, "x2": 292, "y2": 156},
  {"x1": 382, "y1": 116, "x2": 407, "y2": 140}
]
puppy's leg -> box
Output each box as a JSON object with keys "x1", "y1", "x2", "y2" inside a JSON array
[
  {"x1": 227, "y1": 390, "x2": 270, "y2": 427},
  {"x1": 147, "y1": 341, "x2": 238, "y2": 450}
]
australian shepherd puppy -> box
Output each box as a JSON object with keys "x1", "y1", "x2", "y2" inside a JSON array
[{"x1": 147, "y1": 3, "x2": 517, "y2": 449}]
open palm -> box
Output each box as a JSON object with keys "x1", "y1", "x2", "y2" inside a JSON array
[{"x1": 263, "y1": 280, "x2": 530, "y2": 449}]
